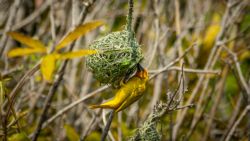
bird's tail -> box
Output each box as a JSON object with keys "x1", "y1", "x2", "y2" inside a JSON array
[
  {"x1": 89, "y1": 104, "x2": 115, "y2": 109},
  {"x1": 89, "y1": 105, "x2": 102, "y2": 109}
]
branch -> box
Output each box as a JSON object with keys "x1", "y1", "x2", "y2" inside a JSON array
[
  {"x1": 221, "y1": 45, "x2": 250, "y2": 97},
  {"x1": 225, "y1": 105, "x2": 250, "y2": 141},
  {"x1": 0, "y1": 0, "x2": 50, "y2": 34},
  {"x1": 31, "y1": 1, "x2": 97, "y2": 140},
  {"x1": 149, "y1": 43, "x2": 196, "y2": 80},
  {"x1": 149, "y1": 67, "x2": 220, "y2": 75},
  {"x1": 126, "y1": 0, "x2": 133, "y2": 32},
  {"x1": 101, "y1": 110, "x2": 115, "y2": 141},
  {"x1": 3, "y1": 62, "x2": 40, "y2": 118},
  {"x1": 41, "y1": 85, "x2": 109, "y2": 129}
]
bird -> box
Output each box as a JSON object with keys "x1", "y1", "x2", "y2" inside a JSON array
[{"x1": 90, "y1": 64, "x2": 148, "y2": 112}]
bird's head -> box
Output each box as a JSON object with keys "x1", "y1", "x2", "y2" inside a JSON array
[{"x1": 135, "y1": 64, "x2": 148, "y2": 80}]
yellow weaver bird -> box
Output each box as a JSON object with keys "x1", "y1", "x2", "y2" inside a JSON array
[{"x1": 90, "y1": 64, "x2": 148, "y2": 112}]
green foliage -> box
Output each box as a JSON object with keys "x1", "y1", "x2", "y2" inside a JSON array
[
  {"x1": 225, "y1": 74, "x2": 238, "y2": 95},
  {"x1": 64, "y1": 124, "x2": 80, "y2": 141},
  {"x1": 240, "y1": 14, "x2": 250, "y2": 32},
  {"x1": 8, "y1": 132, "x2": 29, "y2": 141},
  {"x1": 85, "y1": 131, "x2": 101, "y2": 141}
]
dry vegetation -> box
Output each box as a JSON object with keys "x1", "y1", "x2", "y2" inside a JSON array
[{"x1": 0, "y1": 0, "x2": 250, "y2": 141}]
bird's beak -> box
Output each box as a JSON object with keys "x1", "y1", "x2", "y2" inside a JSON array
[
  {"x1": 135, "y1": 64, "x2": 148, "y2": 79},
  {"x1": 137, "y1": 64, "x2": 144, "y2": 72}
]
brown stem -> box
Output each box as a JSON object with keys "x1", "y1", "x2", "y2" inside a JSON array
[
  {"x1": 31, "y1": 56, "x2": 71, "y2": 141},
  {"x1": 31, "y1": 1, "x2": 96, "y2": 140}
]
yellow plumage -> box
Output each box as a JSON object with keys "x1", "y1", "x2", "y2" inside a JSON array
[{"x1": 90, "y1": 65, "x2": 148, "y2": 112}]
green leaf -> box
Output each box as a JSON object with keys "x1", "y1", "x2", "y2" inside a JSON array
[
  {"x1": 85, "y1": 131, "x2": 101, "y2": 141},
  {"x1": 64, "y1": 124, "x2": 80, "y2": 141},
  {"x1": 41, "y1": 54, "x2": 56, "y2": 82},
  {"x1": 0, "y1": 81, "x2": 5, "y2": 106},
  {"x1": 57, "y1": 49, "x2": 97, "y2": 59},
  {"x1": 240, "y1": 14, "x2": 250, "y2": 32},
  {"x1": 7, "y1": 32, "x2": 46, "y2": 50},
  {"x1": 8, "y1": 132, "x2": 30, "y2": 141},
  {"x1": 55, "y1": 20, "x2": 104, "y2": 51},
  {"x1": 225, "y1": 74, "x2": 239, "y2": 95},
  {"x1": 7, "y1": 48, "x2": 46, "y2": 57}
]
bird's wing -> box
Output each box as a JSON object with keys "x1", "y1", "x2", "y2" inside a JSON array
[
  {"x1": 116, "y1": 79, "x2": 146, "y2": 112},
  {"x1": 115, "y1": 81, "x2": 146, "y2": 112},
  {"x1": 115, "y1": 90, "x2": 143, "y2": 112}
]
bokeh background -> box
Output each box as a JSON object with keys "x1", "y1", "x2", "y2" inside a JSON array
[{"x1": 0, "y1": 0, "x2": 250, "y2": 140}]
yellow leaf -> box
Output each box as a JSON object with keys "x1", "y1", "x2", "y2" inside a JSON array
[
  {"x1": 203, "y1": 14, "x2": 221, "y2": 49},
  {"x1": 57, "y1": 49, "x2": 97, "y2": 59},
  {"x1": 7, "y1": 48, "x2": 46, "y2": 57},
  {"x1": 7, "y1": 32, "x2": 46, "y2": 51},
  {"x1": 240, "y1": 51, "x2": 250, "y2": 61},
  {"x1": 41, "y1": 54, "x2": 56, "y2": 82},
  {"x1": 64, "y1": 124, "x2": 80, "y2": 141},
  {"x1": 55, "y1": 20, "x2": 104, "y2": 51}
]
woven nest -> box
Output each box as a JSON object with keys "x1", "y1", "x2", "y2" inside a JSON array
[
  {"x1": 129, "y1": 104, "x2": 163, "y2": 141},
  {"x1": 132, "y1": 122, "x2": 160, "y2": 141},
  {"x1": 86, "y1": 30, "x2": 143, "y2": 87}
]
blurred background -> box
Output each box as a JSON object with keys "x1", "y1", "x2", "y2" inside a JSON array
[{"x1": 0, "y1": 0, "x2": 250, "y2": 140}]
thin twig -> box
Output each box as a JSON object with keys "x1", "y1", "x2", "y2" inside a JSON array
[
  {"x1": 0, "y1": 0, "x2": 21, "y2": 56},
  {"x1": 185, "y1": 75, "x2": 218, "y2": 141},
  {"x1": 49, "y1": 1, "x2": 56, "y2": 42},
  {"x1": 221, "y1": 45, "x2": 250, "y2": 96},
  {"x1": 102, "y1": 110, "x2": 115, "y2": 141},
  {"x1": 221, "y1": 95, "x2": 243, "y2": 141},
  {"x1": 173, "y1": 0, "x2": 243, "y2": 136},
  {"x1": 118, "y1": 112, "x2": 122, "y2": 141},
  {"x1": 101, "y1": 110, "x2": 115, "y2": 141},
  {"x1": 7, "y1": 111, "x2": 27, "y2": 128},
  {"x1": 173, "y1": 104, "x2": 195, "y2": 111},
  {"x1": 146, "y1": 11, "x2": 160, "y2": 68},
  {"x1": 149, "y1": 67, "x2": 220, "y2": 75},
  {"x1": 3, "y1": 62, "x2": 40, "y2": 118},
  {"x1": 149, "y1": 43, "x2": 196, "y2": 80},
  {"x1": 41, "y1": 85, "x2": 109, "y2": 129},
  {"x1": 31, "y1": 55, "x2": 70, "y2": 141},
  {"x1": 31, "y1": 1, "x2": 97, "y2": 140},
  {"x1": 202, "y1": 65, "x2": 229, "y2": 141},
  {"x1": 225, "y1": 105, "x2": 250, "y2": 141},
  {"x1": 80, "y1": 109, "x2": 101, "y2": 141},
  {"x1": 221, "y1": 45, "x2": 250, "y2": 140},
  {"x1": 4, "y1": 91, "x2": 21, "y2": 132},
  {"x1": 1, "y1": 113, "x2": 8, "y2": 141},
  {"x1": 0, "y1": 0, "x2": 50, "y2": 34},
  {"x1": 126, "y1": 0, "x2": 133, "y2": 32}
]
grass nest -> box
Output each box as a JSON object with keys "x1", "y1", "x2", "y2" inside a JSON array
[{"x1": 86, "y1": 30, "x2": 143, "y2": 88}]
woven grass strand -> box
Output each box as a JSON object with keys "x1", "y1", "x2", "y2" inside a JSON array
[{"x1": 86, "y1": 30, "x2": 143, "y2": 87}]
